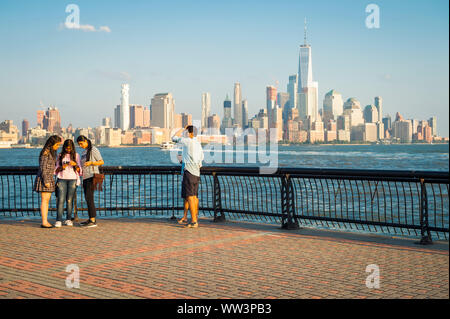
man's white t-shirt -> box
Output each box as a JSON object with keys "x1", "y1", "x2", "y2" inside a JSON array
[{"x1": 172, "y1": 136, "x2": 204, "y2": 177}]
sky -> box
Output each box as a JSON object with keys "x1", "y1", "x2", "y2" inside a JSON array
[{"x1": 0, "y1": 0, "x2": 448, "y2": 137}]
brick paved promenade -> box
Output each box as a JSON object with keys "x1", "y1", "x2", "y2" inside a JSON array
[{"x1": 0, "y1": 217, "x2": 448, "y2": 299}]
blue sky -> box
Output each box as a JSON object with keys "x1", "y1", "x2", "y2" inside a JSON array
[{"x1": 0, "y1": 0, "x2": 448, "y2": 136}]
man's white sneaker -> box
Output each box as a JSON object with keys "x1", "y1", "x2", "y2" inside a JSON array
[
  {"x1": 64, "y1": 220, "x2": 73, "y2": 226},
  {"x1": 54, "y1": 221, "x2": 62, "y2": 228}
]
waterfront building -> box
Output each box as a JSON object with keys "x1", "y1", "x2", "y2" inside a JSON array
[
  {"x1": 351, "y1": 124, "x2": 365, "y2": 142},
  {"x1": 134, "y1": 130, "x2": 152, "y2": 144},
  {"x1": 0, "y1": 120, "x2": 19, "y2": 145},
  {"x1": 105, "y1": 128, "x2": 122, "y2": 147},
  {"x1": 364, "y1": 123, "x2": 378, "y2": 142},
  {"x1": 323, "y1": 90, "x2": 343, "y2": 123},
  {"x1": 423, "y1": 125, "x2": 433, "y2": 143},
  {"x1": 150, "y1": 93, "x2": 175, "y2": 129},
  {"x1": 121, "y1": 130, "x2": 134, "y2": 145},
  {"x1": 325, "y1": 130, "x2": 337, "y2": 143},
  {"x1": 392, "y1": 114, "x2": 412, "y2": 143},
  {"x1": 26, "y1": 126, "x2": 47, "y2": 145}
]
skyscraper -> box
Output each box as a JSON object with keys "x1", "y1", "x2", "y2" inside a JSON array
[
  {"x1": 22, "y1": 119, "x2": 29, "y2": 137},
  {"x1": 102, "y1": 117, "x2": 111, "y2": 128},
  {"x1": 242, "y1": 99, "x2": 248, "y2": 128},
  {"x1": 207, "y1": 114, "x2": 221, "y2": 134},
  {"x1": 382, "y1": 115, "x2": 392, "y2": 132},
  {"x1": 181, "y1": 113, "x2": 192, "y2": 127},
  {"x1": 201, "y1": 92, "x2": 211, "y2": 131},
  {"x1": 297, "y1": 18, "x2": 319, "y2": 122},
  {"x1": 222, "y1": 95, "x2": 233, "y2": 133},
  {"x1": 363, "y1": 105, "x2": 379, "y2": 123},
  {"x1": 374, "y1": 96, "x2": 383, "y2": 122},
  {"x1": 36, "y1": 110, "x2": 44, "y2": 128},
  {"x1": 143, "y1": 107, "x2": 150, "y2": 128},
  {"x1": 43, "y1": 106, "x2": 61, "y2": 133},
  {"x1": 266, "y1": 86, "x2": 277, "y2": 127},
  {"x1": 287, "y1": 75, "x2": 298, "y2": 110},
  {"x1": 428, "y1": 116, "x2": 437, "y2": 136},
  {"x1": 277, "y1": 92, "x2": 290, "y2": 124},
  {"x1": 150, "y1": 93, "x2": 175, "y2": 129},
  {"x1": 130, "y1": 105, "x2": 144, "y2": 128},
  {"x1": 343, "y1": 98, "x2": 364, "y2": 127},
  {"x1": 114, "y1": 105, "x2": 121, "y2": 129},
  {"x1": 323, "y1": 90, "x2": 343, "y2": 123},
  {"x1": 120, "y1": 84, "x2": 130, "y2": 131},
  {"x1": 233, "y1": 82, "x2": 242, "y2": 127}
]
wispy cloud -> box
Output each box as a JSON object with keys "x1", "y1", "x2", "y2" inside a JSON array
[{"x1": 60, "y1": 22, "x2": 111, "y2": 33}]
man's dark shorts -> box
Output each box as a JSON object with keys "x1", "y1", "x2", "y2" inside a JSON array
[{"x1": 181, "y1": 170, "x2": 200, "y2": 199}]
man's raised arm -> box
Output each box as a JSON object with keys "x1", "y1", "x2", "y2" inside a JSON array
[{"x1": 172, "y1": 125, "x2": 188, "y2": 142}]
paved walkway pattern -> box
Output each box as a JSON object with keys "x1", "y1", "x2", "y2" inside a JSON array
[{"x1": 0, "y1": 218, "x2": 448, "y2": 299}]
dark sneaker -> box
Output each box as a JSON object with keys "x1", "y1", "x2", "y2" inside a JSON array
[
  {"x1": 80, "y1": 219, "x2": 90, "y2": 225},
  {"x1": 82, "y1": 221, "x2": 97, "y2": 228}
]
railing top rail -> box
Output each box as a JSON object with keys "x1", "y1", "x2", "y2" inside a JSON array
[{"x1": 0, "y1": 165, "x2": 448, "y2": 182}]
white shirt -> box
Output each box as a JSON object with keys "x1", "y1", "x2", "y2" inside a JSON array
[{"x1": 172, "y1": 136, "x2": 204, "y2": 177}]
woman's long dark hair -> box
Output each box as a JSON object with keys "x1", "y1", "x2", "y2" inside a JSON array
[
  {"x1": 76, "y1": 135, "x2": 92, "y2": 161},
  {"x1": 58, "y1": 139, "x2": 77, "y2": 172},
  {"x1": 39, "y1": 135, "x2": 62, "y2": 160}
]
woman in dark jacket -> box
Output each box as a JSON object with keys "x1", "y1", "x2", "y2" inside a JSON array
[{"x1": 33, "y1": 135, "x2": 62, "y2": 228}]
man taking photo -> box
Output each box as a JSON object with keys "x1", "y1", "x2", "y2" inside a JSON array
[{"x1": 172, "y1": 125, "x2": 204, "y2": 228}]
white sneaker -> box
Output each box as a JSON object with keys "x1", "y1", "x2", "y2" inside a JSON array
[
  {"x1": 54, "y1": 221, "x2": 62, "y2": 228},
  {"x1": 63, "y1": 220, "x2": 73, "y2": 226}
]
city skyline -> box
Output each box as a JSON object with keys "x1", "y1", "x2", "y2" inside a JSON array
[{"x1": 0, "y1": 0, "x2": 448, "y2": 137}]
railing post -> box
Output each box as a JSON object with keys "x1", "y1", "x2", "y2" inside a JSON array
[
  {"x1": 281, "y1": 174, "x2": 299, "y2": 230},
  {"x1": 212, "y1": 172, "x2": 225, "y2": 222},
  {"x1": 416, "y1": 178, "x2": 432, "y2": 245}
]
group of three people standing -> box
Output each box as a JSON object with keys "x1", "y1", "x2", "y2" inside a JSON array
[
  {"x1": 33, "y1": 135, "x2": 104, "y2": 228},
  {"x1": 33, "y1": 125, "x2": 202, "y2": 229}
]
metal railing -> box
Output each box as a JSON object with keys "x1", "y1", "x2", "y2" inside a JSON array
[{"x1": 0, "y1": 166, "x2": 448, "y2": 244}]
